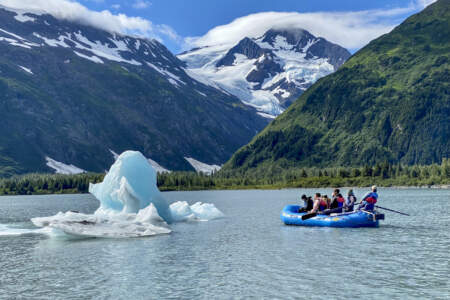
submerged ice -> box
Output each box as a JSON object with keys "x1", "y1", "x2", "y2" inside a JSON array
[{"x1": 30, "y1": 151, "x2": 224, "y2": 238}]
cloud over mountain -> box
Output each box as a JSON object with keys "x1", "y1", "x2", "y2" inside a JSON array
[
  {"x1": 183, "y1": 0, "x2": 437, "y2": 51},
  {"x1": 0, "y1": 0, "x2": 177, "y2": 41}
]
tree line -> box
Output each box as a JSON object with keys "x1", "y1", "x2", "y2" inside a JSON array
[{"x1": 0, "y1": 159, "x2": 449, "y2": 195}]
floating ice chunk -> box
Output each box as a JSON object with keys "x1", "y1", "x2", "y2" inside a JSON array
[
  {"x1": 169, "y1": 201, "x2": 224, "y2": 222},
  {"x1": 169, "y1": 201, "x2": 196, "y2": 222},
  {"x1": 31, "y1": 206, "x2": 171, "y2": 238},
  {"x1": 89, "y1": 151, "x2": 172, "y2": 223},
  {"x1": 190, "y1": 202, "x2": 225, "y2": 221},
  {"x1": 0, "y1": 223, "x2": 52, "y2": 236},
  {"x1": 28, "y1": 150, "x2": 223, "y2": 239}
]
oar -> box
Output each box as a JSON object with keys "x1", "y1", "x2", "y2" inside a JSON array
[
  {"x1": 375, "y1": 205, "x2": 410, "y2": 216},
  {"x1": 301, "y1": 207, "x2": 343, "y2": 220},
  {"x1": 301, "y1": 212, "x2": 317, "y2": 220}
]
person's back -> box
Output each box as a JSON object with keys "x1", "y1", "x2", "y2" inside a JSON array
[
  {"x1": 321, "y1": 195, "x2": 330, "y2": 212},
  {"x1": 330, "y1": 193, "x2": 345, "y2": 212},
  {"x1": 298, "y1": 194, "x2": 314, "y2": 212},
  {"x1": 359, "y1": 186, "x2": 378, "y2": 211}
]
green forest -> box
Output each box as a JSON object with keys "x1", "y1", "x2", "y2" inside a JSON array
[{"x1": 0, "y1": 159, "x2": 448, "y2": 195}]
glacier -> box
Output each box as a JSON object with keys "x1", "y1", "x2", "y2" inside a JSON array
[{"x1": 29, "y1": 151, "x2": 224, "y2": 239}]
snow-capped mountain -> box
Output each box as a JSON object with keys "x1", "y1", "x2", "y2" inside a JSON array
[
  {"x1": 0, "y1": 5, "x2": 201, "y2": 90},
  {"x1": 0, "y1": 6, "x2": 268, "y2": 175},
  {"x1": 178, "y1": 28, "x2": 351, "y2": 117}
]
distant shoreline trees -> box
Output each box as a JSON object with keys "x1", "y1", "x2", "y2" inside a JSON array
[{"x1": 0, "y1": 159, "x2": 449, "y2": 195}]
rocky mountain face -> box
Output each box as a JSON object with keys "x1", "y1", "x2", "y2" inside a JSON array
[
  {"x1": 0, "y1": 6, "x2": 268, "y2": 176},
  {"x1": 178, "y1": 28, "x2": 351, "y2": 117},
  {"x1": 222, "y1": 0, "x2": 450, "y2": 175}
]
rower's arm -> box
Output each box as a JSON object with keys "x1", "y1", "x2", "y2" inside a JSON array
[{"x1": 309, "y1": 200, "x2": 319, "y2": 213}]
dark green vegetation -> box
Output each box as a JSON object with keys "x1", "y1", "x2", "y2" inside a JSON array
[
  {"x1": 0, "y1": 173, "x2": 104, "y2": 195},
  {"x1": 0, "y1": 8, "x2": 267, "y2": 175},
  {"x1": 224, "y1": 0, "x2": 449, "y2": 176},
  {"x1": 1, "y1": 159, "x2": 448, "y2": 195}
]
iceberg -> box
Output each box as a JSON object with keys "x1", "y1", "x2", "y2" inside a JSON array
[
  {"x1": 31, "y1": 150, "x2": 224, "y2": 238},
  {"x1": 89, "y1": 151, "x2": 172, "y2": 222}
]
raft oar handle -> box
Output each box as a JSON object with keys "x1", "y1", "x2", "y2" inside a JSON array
[
  {"x1": 375, "y1": 205, "x2": 410, "y2": 216},
  {"x1": 301, "y1": 207, "x2": 344, "y2": 220},
  {"x1": 301, "y1": 212, "x2": 317, "y2": 220}
]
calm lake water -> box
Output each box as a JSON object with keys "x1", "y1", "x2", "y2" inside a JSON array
[{"x1": 0, "y1": 188, "x2": 449, "y2": 299}]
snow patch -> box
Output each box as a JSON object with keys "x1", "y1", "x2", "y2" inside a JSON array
[
  {"x1": 45, "y1": 157, "x2": 86, "y2": 175},
  {"x1": 74, "y1": 51, "x2": 104, "y2": 64},
  {"x1": 184, "y1": 157, "x2": 221, "y2": 175},
  {"x1": 147, "y1": 158, "x2": 170, "y2": 173},
  {"x1": 257, "y1": 112, "x2": 276, "y2": 119},
  {"x1": 19, "y1": 65, "x2": 33, "y2": 74},
  {"x1": 14, "y1": 12, "x2": 36, "y2": 23},
  {"x1": 146, "y1": 62, "x2": 186, "y2": 87}
]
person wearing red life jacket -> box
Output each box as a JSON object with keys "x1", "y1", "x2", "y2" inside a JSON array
[
  {"x1": 359, "y1": 185, "x2": 378, "y2": 211},
  {"x1": 330, "y1": 193, "x2": 346, "y2": 213},
  {"x1": 309, "y1": 193, "x2": 328, "y2": 213}
]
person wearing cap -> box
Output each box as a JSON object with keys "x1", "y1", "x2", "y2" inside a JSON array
[
  {"x1": 345, "y1": 189, "x2": 357, "y2": 212},
  {"x1": 298, "y1": 194, "x2": 314, "y2": 212},
  {"x1": 359, "y1": 185, "x2": 378, "y2": 211}
]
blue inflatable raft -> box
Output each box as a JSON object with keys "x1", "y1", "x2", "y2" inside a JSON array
[{"x1": 281, "y1": 205, "x2": 384, "y2": 228}]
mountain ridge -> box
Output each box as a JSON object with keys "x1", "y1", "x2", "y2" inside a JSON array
[
  {"x1": 222, "y1": 0, "x2": 449, "y2": 175},
  {"x1": 0, "y1": 6, "x2": 268, "y2": 176}
]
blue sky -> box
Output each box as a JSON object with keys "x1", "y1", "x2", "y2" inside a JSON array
[
  {"x1": 78, "y1": 0, "x2": 434, "y2": 53},
  {"x1": 0, "y1": 0, "x2": 435, "y2": 53}
]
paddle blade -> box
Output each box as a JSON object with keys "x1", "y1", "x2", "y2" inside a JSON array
[{"x1": 301, "y1": 212, "x2": 317, "y2": 220}]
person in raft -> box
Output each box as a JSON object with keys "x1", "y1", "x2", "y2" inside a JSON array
[
  {"x1": 330, "y1": 193, "x2": 346, "y2": 213},
  {"x1": 323, "y1": 195, "x2": 331, "y2": 210},
  {"x1": 345, "y1": 190, "x2": 357, "y2": 212},
  {"x1": 331, "y1": 188, "x2": 340, "y2": 203},
  {"x1": 298, "y1": 194, "x2": 314, "y2": 212},
  {"x1": 309, "y1": 193, "x2": 328, "y2": 214},
  {"x1": 359, "y1": 185, "x2": 378, "y2": 211}
]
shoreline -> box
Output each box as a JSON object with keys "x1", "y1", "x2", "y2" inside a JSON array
[
  {"x1": 1, "y1": 171, "x2": 449, "y2": 196},
  {"x1": 0, "y1": 183, "x2": 448, "y2": 197}
]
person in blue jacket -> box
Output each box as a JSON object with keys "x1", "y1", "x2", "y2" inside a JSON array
[{"x1": 359, "y1": 185, "x2": 378, "y2": 211}]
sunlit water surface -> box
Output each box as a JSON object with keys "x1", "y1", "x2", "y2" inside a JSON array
[{"x1": 0, "y1": 188, "x2": 448, "y2": 299}]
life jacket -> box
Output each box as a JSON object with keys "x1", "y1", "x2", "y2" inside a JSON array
[
  {"x1": 337, "y1": 197, "x2": 345, "y2": 208},
  {"x1": 365, "y1": 197, "x2": 377, "y2": 204},
  {"x1": 362, "y1": 192, "x2": 378, "y2": 211},
  {"x1": 318, "y1": 200, "x2": 328, "y2": 211},
  {"x1": 306, "y1": 199, "x2": 314, "y2": 211}
]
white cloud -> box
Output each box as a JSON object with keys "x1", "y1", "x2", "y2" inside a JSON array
[
  {"x1": 417, "y1": 0, "x2": 437, "y2": 8},
  {"x1": 132, "y1": 1, "x2": 151, "y2": 9},
  {"x1": 183, "y1": 0, "x2": 436, "y2": 52},
  {"x1": 0, "y1": 0, "x2": 178, "y2": 41}
]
